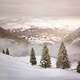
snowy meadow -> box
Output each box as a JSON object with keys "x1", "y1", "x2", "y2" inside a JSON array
[{"x1": 0, "y1": 39, "x2": 80, "y2": 80}]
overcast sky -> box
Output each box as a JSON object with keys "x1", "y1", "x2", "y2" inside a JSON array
[
  {"x1": 0, "y1": 0, "x2": 80, "y2": 18},
  {"x1": 0, "y1": 0, "x2": 80, "y2": 30}
]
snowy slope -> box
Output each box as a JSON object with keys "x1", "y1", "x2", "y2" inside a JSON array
[{"x1": 0, "y1": 54, "x2": 80, "y2": 80}]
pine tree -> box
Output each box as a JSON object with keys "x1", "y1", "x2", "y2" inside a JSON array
[
  {"x1": 77, "y1": 61, "x2": 80, "y2": 73},
  {"x1": 6, "y1": 48, "x2": 9, "y2": 55},
  {"x1": 56, "y1": 42, "x2": 70, "y2": 69},
  {"x1": 30, "y1": 48, "x2": 37, "y2": 65},
  {"x1": 40, "y1": 45, "x2": 51, "y2": 68},
  {"x1": 2, "y1": 50, "x2": 5, "y2": 54}
]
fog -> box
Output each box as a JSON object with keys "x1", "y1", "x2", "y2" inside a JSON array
[{"x1": 0, "y1": 0, "x2": 80, "y2": 17}]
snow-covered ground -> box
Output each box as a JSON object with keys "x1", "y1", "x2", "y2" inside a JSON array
[{"x1": 0, "y1": 54, "x2": 80, "y2": 80}]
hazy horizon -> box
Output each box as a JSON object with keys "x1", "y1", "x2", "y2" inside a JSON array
[
  {"x1": 0, "y1": 0, "x2": 80, "y2": 30},
  {"x1": 0, "y1": 17, "x2": 80, "y2": 31}
]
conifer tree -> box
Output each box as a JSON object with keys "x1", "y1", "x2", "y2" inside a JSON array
[
  {"x1": 56, "y1": 42, "x2": 70, "y2": 69},
  {"x1": 30, "y1": 48, "x2": 37, "y2": 65},
  {"x1": 77, "y1": 61, "x2": 80, "y2": 73},
  {"x1": 40, "y1": 45, "x2": 51, "y2": 68},
  {"x1": 6, "y1": 48, "x2": 9, "y2": 55},
  {"x1": 2, "y1": 49, "x2": 5, "y2": 54}
]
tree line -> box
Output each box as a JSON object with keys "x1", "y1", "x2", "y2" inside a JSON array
[
  {"x1": 2, "y1": 48, "x2": 9, "y2": 55},
  {"x1": 2, "y1": 42, "x2": 80, "y2": 73},
  {"x1": 30, "y1": 42, "x2": 80, "y2": 73}
]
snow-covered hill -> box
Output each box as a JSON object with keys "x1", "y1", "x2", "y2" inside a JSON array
[
  {"x1": 64, "y1": 27, "x2": 80, "y2": 43},
  {"x1": 9, "y1": 27, "x2": 70, "y2": 42},
  {"x1": 0, "y1": 54, "x2": 80, "y2": 80},
  {"x1": 0, "y1": 24, "x2": 71, "y2": 42}
]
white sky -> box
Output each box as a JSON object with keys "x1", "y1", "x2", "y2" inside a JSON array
[{"x1": 0, "y1": 0, "x2": 80, "y2": 17}]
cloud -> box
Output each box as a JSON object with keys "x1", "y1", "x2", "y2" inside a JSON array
[{"x1": 0, "y1": 0, "x2": 80, "y2": 17}]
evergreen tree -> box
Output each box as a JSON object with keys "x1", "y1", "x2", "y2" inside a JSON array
[
  {"x1": 30, "y1": 48, "x2": 37, "y2": 65},
  {"x1": 40, "y1": 45, "x2": 51, "y2": 68},
  {"x1": 77, "y1": 61, "x2": 80, "y2": 73},
  {"x1": 2, "y1": 49, "x2": 5, "y2": 54},
  {"x1": 56, "y1": 42, "x2": 70, "y2": 69},
  {"x1": 6, "y1": 48, "x2": 9, "y2": 55}
]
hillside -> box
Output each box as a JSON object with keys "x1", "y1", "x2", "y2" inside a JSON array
[
  {"x1": 64, "y1": 27, "x2": 80, "y2": 43},
  {"x1": 0, "y1": 27, "x2": 18, "y2": 39},
  {"x1": 0, "y1": 27, "x2": 29, "y2": 56},
  {"x1": 12, "y1": 27, "x2": 70, "y2": 42},
  {"x1": 0, "y1": 54, "x2": 80, "y2": 80},
  {"x1": 64, "y1": 27, "x2": 80, "y2": 61}
]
